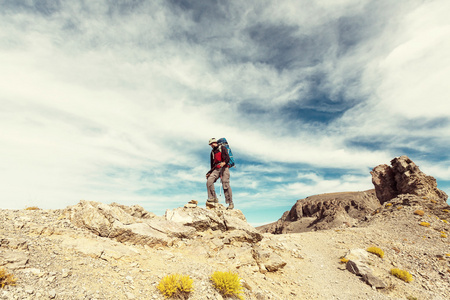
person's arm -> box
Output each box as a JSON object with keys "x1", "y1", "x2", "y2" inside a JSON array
[{"x1": 210, "y1": 150, "x2": 214, "y2": 169}]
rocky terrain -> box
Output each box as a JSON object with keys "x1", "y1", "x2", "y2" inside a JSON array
[
  {"x1": 257, "y1": 190, "x2": 380, "y2": 234},
  {"x1": 1, "y1": 155, "x2": 449, "y2": 300}
]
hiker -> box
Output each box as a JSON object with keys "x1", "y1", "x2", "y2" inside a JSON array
[{"x1": 206, "y1": 138, "x2": 234, "y2": 209}]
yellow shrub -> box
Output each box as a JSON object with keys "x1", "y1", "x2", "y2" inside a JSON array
[
  {"x1": 441, "y1": 233, "x2": 448, "y2": 238},
  {"x1": 419, "y1": 222, "x2": 430, "y2": 227},
  {"x1": 430, "y1": 199, "x2": 437, "y2": 204},
  {"x1": 367, "y1": 246, "x2": 384, "y2": 258},
  {"x1": 443, "y1": 209, "x2": 449, "y2": 213},
  {"x1": 25, "y1": 206, "x2": 40, "y2": 210},
  {"x1": 442, "y1": 220, "x2": 448, "y2": 224},
  {"x1": 391, "y1": 268, "x2": 413, "y2": 282},
  {"x1": 413, "y1": 210, "x2": 424, "y2": 216},
  {"x1": 157, "y1": 274, "x2": 193, "y2": 299},
  {"x1": 385, "y1": 203, "x2": 392, "y2": 207},
  {"x1": 0, "y1": 267, "x2": 17, "y2": 288},
  {"x1": 211, "y1": 271, "x2": 244, "y2": 300},
  {"x1": 340, "y1": 258, "x2": 349, "y2": 264}
]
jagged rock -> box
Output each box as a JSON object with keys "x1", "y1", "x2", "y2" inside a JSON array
[
  {"x1": 165, "y1": 206, "x2": 263, "y2": 243},
  {"x1": 61, "y1": 236, "x2": 139, "y2": 260},
  {"x1": 362, "y1": 273, "x2": 386, "y2": 289},
  {"x1": 64, "y1": 200, "x2": 195, "y2": 247},
  {"x1": 344, "y1": 249, "x2": 386, "y2": 289},
  {"x1": 258, "y1": 190, "x2": 380, "y2": 234},
  {"x1": 184, "y1": 200, "x2": 198, "y2": 208},
  {"x1": 252, "y1": 247, "x2": 286, "y2": 273},
  {"x1": 344, "y1": 249, "x2": 371, "y2": 276},
  {"x1": 0, "y1": 238, "x2": 28, "y2": 250},
  {"x1": 371, "y1": 155, "x2": 448, "y2": 204},
  {"x1": 0, "y1": 249, "x2": 29, "y2": 270}
]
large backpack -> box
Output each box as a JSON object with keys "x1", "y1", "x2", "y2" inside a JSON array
[{"x1": 217, "y1": 138, "x2": 235, "y2": 168}]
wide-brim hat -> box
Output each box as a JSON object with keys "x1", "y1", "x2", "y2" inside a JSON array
[{"x1": 209, "y1": 138, "x2": 217, "y2": 145}]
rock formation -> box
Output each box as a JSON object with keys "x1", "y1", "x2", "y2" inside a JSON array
[
  {"x1": 371, "y1": 155, "x2": 448, "y2": 204},
  {"x1": 64, "y1": 200, "x2": 263, "y2": 247},
  {"x1": 258, "y1": 190, "x2": 380, "y2": 234}
]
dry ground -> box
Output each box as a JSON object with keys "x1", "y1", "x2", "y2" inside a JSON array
[{"x1": 1, "y1": 200, "x2": 449, "y2": 300}]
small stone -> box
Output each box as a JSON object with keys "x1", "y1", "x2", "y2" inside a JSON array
[
  {"x1": 62, "y1": 269, "x2": 71, "y2": 278},
  {"x1": 362, "y1": 273, "x2": 386, "y2": 289}
]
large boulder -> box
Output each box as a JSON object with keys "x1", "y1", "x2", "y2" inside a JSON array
[
  {"x1": 371, "y1": 155, "x2": 448, "y2": 204},
  {"x1": 165, "y1": 206, "x2": 263, "y2": 243},
  {"x1": 258, "y1": 190, "x2": 380, "y2": 234}
]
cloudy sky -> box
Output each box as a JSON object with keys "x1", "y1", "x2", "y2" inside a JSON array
[{"x1": 1, "y1": 0, "x2": 449, "y2": 225}]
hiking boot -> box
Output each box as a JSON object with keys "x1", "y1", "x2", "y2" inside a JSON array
[
  {"x1": 226, "y1": 203, "x2": 234, "y2": 210},
  {"x1": 206, "y1": 201, "x2": 216, "y2": 209},
  {"x1": 206, "y1": 198, "x2": 217, "y2": 203}
]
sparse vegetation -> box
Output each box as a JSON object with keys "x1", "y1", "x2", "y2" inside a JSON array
[
  {"x1": 211, "y1": 271, "x2": 244, "y2": 300},
  {"x1": 443, "y1": 209, "x2": 449, "y2": 213},
  {"x1": 442, "y1": 220, "x2": 448, "y2": 224},
  {"x1": 385, "y1": 203, "x2": 392, "y2": 207},
  {"x1": 0, "y1": 267, "x2": 17, "y2": 288},
  {"x1": 25, "y1": 206, "x2": 40, "y2": 210},
  {"x1": 366, "y1": 246, "x2": 384, "y2": 258},
  {"x1": 441, "y1": 233, "x2": 448, "y2": 238},
  {"x1": 419, "y1": 222, "x2": 430, "y2": 227},
  {"x1": 157, "y1": 274, "x2": 193, "y2": 299},
  {"x1": 391, "y1": 268, "x2": 413, "y2": 282},
  {"x1": 414, "y1": 210, "x2": 425, "y2": 216},
  {"x1": 430, "y1": 199, "x2": 437, "y2": 204},
  {"x1": 340, "y1": 257, "x2": 349, "y2": 264}
]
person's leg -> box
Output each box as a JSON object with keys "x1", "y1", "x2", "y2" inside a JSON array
[
  {"x1": 221, "y1": 168, "x2": 233, "y2": 208},
  {"x1": 206, "y1": 169, "x2": 220, "y2": 202}
]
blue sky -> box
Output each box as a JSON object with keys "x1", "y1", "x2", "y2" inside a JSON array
[{"x1": 1, "y1": 0, "x2": 449, "y2": 226}]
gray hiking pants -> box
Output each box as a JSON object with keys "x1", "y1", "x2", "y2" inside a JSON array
[{"x1": 207, "y1": 167, "x2": 232, "y2": 204}]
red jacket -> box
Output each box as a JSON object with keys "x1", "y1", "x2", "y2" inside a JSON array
[{"x1": 210, "y1": 145, "x2": 230, "y2": 169}]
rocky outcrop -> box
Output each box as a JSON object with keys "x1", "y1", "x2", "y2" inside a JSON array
[
  {"x1": 63, "y1": 200, "x2": 193, "y2": 247},
  {"x1": 64, "y1": 200, "x2": 263, "y2": 247},
  {"x1": 371, "y1": 155, "x2": 448, "y2": 204},
  {"x1": 258, "y1": 190, "x2": 380, "y2": 234},
  {"x1": 166, "y1": 205, "x2": 263, "y2": 243}
]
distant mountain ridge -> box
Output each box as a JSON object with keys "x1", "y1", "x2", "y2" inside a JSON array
[
  {"x1": 258, "y1": 190, "x2": 379, "y2": 233},
  {"x1": 258, "y1": 155, "x2": 449, "y2": 234}
]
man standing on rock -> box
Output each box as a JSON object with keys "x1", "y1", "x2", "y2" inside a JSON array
[{"x1": 206, "y1": 138, "x2": 234, "y2": 209}]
